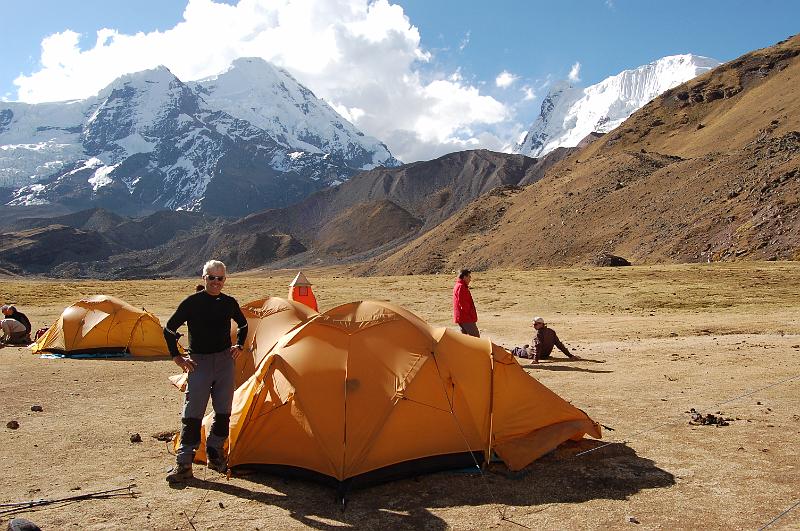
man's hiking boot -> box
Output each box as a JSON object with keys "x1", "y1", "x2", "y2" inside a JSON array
[
  {"x1": 166, "y1": 463, "x2": 193, "y2": 483},
  {"x1": 206, "y1": 447, "x2": 228, "y2": 474}
]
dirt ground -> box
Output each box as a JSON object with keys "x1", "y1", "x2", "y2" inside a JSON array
[{"x1": 1, "y1": 262, "x2": 798, "y2": 530}]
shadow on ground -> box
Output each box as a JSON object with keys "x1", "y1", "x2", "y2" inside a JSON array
[
  {"x1": 173, "y1": 440, "x2": 674, "y2": 529},
  {"x1": 529, "y1": 364, "x2": 614, "y2": 373}
]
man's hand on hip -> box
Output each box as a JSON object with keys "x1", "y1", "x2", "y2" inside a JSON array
[
  {"x1": 230, "y1": 345, "x2": 243, "y2": 360},
  {"x1": 173, "y1": 355, "x2": 197, "y2": 373}
]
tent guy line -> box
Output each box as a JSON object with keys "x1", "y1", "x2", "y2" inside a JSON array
[
  {"x1": 758, "y1": 499, "x2": 800, "y2": 531},
  {"x1": 184, "y1": 465, "x2": 212, "y2": 531},
  {"x1": 574, "y1": 373, "x2": 800, "y2": 458},
  {"x1": 430, "y1": 350, "x2": 511, "y2": 527}
]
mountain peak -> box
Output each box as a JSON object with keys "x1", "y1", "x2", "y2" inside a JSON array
[
  {"x1": 515, "y1": 54, "x2": 721, "y2": 157},
  {"x1": 101, "y1": 65, "x2": 181, "y2": 93},
  {"x1": 190, "y1": 57, "x2": 399, "y2": 170},
  {"x1": 201, "y1": 57, "x2": 287, "y2": 87}
]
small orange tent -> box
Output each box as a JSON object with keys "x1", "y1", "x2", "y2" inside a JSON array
[
  {"x1": 193, "y1": 300, "x2": 600, "y2": 485},
  {"x1": 32, "y1": 295, "x2": 175, "y2": 357},
  {"x1": 288, "y1": 271, "x2": 318, "y2": 311}
]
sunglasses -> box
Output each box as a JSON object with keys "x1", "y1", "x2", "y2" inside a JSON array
[{"x1": 205, "y1": 275, "x2": 226, "y2": 281}]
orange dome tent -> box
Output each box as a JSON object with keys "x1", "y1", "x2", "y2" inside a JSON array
[
  {"x1": 192, "y1": 300, "x2": 601, "y2": 486},
  {"x1": 32, "y1": 295, "x2": 175, "y2": 357}
]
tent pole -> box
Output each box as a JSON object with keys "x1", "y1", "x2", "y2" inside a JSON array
[
  {"x1": 485, "y1": 343, "x2": 494, "y2": 468},
  {"x1": 125, "y1": 314, "x2": 146, "y2": 354}
]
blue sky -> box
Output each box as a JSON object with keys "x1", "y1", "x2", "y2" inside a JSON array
[{"x1": 1, "y1": 0, "x2": 798, "y2": 161}]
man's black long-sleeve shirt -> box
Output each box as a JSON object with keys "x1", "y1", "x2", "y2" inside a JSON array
[{"x1": 163, "y1": 291, "x2": 247, "y2": 358}]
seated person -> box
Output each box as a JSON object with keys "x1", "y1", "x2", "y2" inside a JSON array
[
  {"x1": 528, "y1": 316, "x2": 578, "y2": 363},
  {"x1": 1, "y1": 305, "x2": 32, "y2": 344}
]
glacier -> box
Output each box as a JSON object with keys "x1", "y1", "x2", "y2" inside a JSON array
[{"x1": 515, "y1": 54, "x2": 722, "y2": 157}]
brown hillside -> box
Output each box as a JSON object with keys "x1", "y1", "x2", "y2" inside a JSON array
[
  {"x1": 0, "y1": 225, "x2": 120, "y2": 273},
  {"x1": 315, "y1": 200, "x2": 422, "y2": 256},
  {"x1": 231, "y1": 149, "x2": 539, "y2": 243},
  {"x1": 63, "y1": 229, "x2": 306, "y2": 279},
  {"x1": 364, "y1": 34, "x2": 800, "y2": 274}
]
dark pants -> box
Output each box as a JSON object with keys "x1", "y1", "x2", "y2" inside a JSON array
[
  {"x1": 176, "y1": 350, "x2": 235, "y2": 465},
  {"x1": 458, "y1": 322, "x2": 480, "y2": 338},
  {"x1": 8, "y1": 331, "x2": 30, "y2": 344}
]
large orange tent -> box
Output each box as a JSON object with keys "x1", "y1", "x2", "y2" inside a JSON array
[
  {"x1": 192, "y1": 300, "x2": 600, "y2": 486},
  {"x1": 32, "y1": 295, "x2": 175, "y2": 357}
]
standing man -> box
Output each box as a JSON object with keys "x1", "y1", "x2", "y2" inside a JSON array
[
  {"x1": 1, "y1": 305, "x2": 32, "y2": 344},
  {"x1": 163, "y1": 260, "x2": 248, "y2": 483},
  {"x1": 528, "y1": 316, "x2": 578, "y2": 364},
  {"x1": 453, "y1": 269, "x2": 480, "y2": 338}
]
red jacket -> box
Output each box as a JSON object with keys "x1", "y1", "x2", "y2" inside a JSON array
[{"x1": 453, "y1": 279, "x2": 477, "y2": 323}]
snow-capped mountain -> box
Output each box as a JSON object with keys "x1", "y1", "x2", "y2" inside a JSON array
[
  {"x1": 515, "y1": 54, "x2": 721, "y2": 157},
  {"x1": 191, "y1": 58, "x2": 398, "y2": 171},
  {"x1": 0, "y1": 60, "x2": 400, "y2": 216}
]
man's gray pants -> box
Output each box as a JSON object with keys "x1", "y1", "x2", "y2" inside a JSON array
[
  {"x1": 458, "y1": 322, "x2": 480, "y2": 338},
  {"x1": 176, "y1": 350, "x2": 235, "y2": 465}
]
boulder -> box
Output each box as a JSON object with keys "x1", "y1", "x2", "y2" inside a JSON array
[{"x1": 593, "y1": 253, "x2": 631, "y2": 267}]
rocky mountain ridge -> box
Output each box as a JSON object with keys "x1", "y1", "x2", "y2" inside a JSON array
[
  {"x1": 0, "y1": 59, "x2": 399, "y2": 217},
  {"x1": 0, "y1": 148, "x2": 578, "y2": 278}
]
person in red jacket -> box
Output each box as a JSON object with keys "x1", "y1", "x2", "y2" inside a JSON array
[{"x1": 453, "y1": 269, "x2": 479, "y2": 337}]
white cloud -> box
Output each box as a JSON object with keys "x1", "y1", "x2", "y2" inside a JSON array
[
  {"x1": 12, "y1": 0, "x2": 511, "y2": 163},
  {"x1": 459, "y1": 30, "x2": 471, "y2": 51},
  {"x1": 495, "y1": 70, "x2": 518, "y2": 89},
  {"x1": 568, "y1": 61, "x2": 581, "y2": 82},
  {"x1": 521, "y1": 86, "x2": 536, "y2": 101},
  {"x1": 329, "y1": 102, "x2": 365, "y2": 123}
]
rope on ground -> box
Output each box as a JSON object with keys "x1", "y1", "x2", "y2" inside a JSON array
[
  {"x1": 574, "y1": 373, "x2": 800, "y2": 458},
  {"x1": 758, "y1": 500, "x2": 800, "y2": 530},
  {"x1": 184, "y1": 462, "x2": 211, "y2": 530}
]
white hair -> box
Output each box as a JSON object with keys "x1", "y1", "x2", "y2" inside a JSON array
[{"x1": 202, "y1": 260, "x2": 227, "y2": 276}]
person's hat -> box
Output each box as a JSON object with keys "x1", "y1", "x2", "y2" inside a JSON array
[
  {"x1": 533, "y1": 316, "x2": 545, "y2": 324},
  {"x1": 1, "y1": 305, "x2": 10, "y2": 312}
]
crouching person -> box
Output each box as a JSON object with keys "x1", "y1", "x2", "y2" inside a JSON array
[
  {"x1": 163, "y1": 260, "x2": 247, "y2": 483},
  {"x1": 1, "y1": 305, "x2": 32, "y2": 344}
]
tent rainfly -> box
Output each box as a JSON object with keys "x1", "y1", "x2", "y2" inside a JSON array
[
  {"x1": 190, "y1": 300, "x2": 601, "y2": 487},
  {"x1": 32, "y1": 295, "x2": 175, "y2": 357}
]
